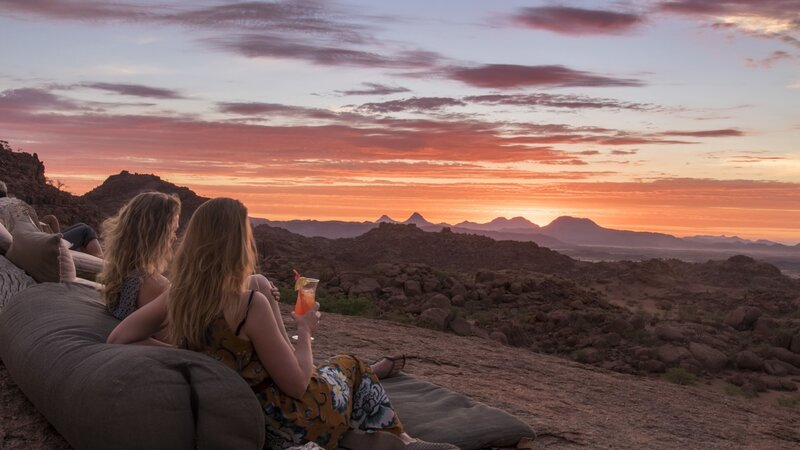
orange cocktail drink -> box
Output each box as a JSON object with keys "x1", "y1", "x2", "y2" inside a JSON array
[{"x1": 293, "y1": 271, "x2": 319, "y2": 315}]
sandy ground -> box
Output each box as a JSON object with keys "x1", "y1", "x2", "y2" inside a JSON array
[{"x1": 2, "y1": 307, "x2": 800, "y2": 449}]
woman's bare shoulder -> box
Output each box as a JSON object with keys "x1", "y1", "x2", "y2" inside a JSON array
[{"x1": 138, "y1": 273, "x2": 170, "y2": 307}]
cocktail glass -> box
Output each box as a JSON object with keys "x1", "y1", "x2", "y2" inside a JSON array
[{"x1": 294, "y1": 278, "x2": 318, "y2": 315}]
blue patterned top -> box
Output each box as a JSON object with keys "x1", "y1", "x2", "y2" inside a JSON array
[{"x1": 109, "y1": 274, "x2": 141, "y2": 320}]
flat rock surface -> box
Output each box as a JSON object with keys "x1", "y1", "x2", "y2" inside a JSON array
[{"x1": 2, "y1": 306, "x2": 800, "y2": 449}]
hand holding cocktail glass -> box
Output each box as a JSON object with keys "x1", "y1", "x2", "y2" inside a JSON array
[
  {"x1": 293, "y1": 269, "x2": 319, "y2": 315},
  {"x1": 291, "y1": 269, "x2": 320, "y2": 340}
]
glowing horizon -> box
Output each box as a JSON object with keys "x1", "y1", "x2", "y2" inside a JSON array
[{"x1": 1, "y1": 1, "x2": 798, "y2": 243}]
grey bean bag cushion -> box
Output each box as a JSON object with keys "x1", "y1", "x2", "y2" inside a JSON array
[
  {"x1": 0, "y1": 255, "x2": 36, "y2": 311},
  {"x1": 0, "y1": 283, "x2": 535, "y2": 450},
  {"x1": 381, "y1": 375, "x2": 535, "y2": 450},
  {"x1": 0, "y1": 283, "x2": 264, "y2": 450}
]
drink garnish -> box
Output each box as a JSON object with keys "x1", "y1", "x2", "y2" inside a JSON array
[{"x1": 295, "y1": 276, "x2": 309, "y2": 291}]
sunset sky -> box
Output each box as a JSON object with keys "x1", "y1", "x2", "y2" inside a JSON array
[{"x1": 1, "y1": 0, "x2": 799, "y2": 242}]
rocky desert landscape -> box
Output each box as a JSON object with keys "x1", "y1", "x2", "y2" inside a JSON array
[{"x1": 2, "y1": 145, "x2": 800, "y2": 448}]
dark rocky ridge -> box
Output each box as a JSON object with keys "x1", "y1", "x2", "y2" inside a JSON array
[
  {"x1": 0, "y1": 141, "x2": 102, "y2": 228},
  {"x1": 82, "y1": 170, "x2": 209, "y2": 229}
]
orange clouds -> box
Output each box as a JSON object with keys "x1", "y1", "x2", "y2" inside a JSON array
[{"x1": 1, "y1": 85, "x2": 795, "y2": 242}]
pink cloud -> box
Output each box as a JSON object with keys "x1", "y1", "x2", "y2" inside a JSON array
[
  {"x1": 447, "y1": 64, "x2": 643, "y2": 89},
  {"x1": 745, "y1": 50, "x2": 795, "y2": 68},
  {"x1": 0, "y1": 107, "x2": 583, "y2": 165},
  {"x1": 355, "y1": 97, "x2": 466, "y2": 114},
  {"x1": 217, "y1": 102, "x2": 342, "y2": 120},
  {"x1": 0, "y1": 1, "x2": 433, "y2": 69},
  {"x1": 0, "y1": 84, "x2": 725, "y2": 184},
  {"x1": 658, "y1": 0, "x2": 800, "y2": 17},
  {"x1": 336, "y1": 83, "x2": 411, "y2": 96},
  {"x1": 661, "y1": 128, "x2": 744, "y2": 137},
  {"x1": 0, "y1": 0, "x2": 150, "y2": 21},
  {"x1": 0, "y1": 1, "x2": 362, "y2": 38},
  {"x1": 170, "y1": 1, "x2": 365, "y2": 42},
  {"x1": 0, "y1": 88, "x2": 86, "y2": 112},
  {"x1": 512, "y1": 6, "x2": 644, "y2": 35},
  {"x1": 464, "y1": 93, "x2": 657, "y2": 110},
  {"x1": 209, "y1": 34, "x2": 440, "y2": 69},
  {"x1": 80, "y1": 82, "x2": 184, "y2": 99},
  {"x1": 728, "y1": 155, "x2": 786, "y2": 163},
  {"x1": 659, "y1": 1, "x2": 800, "y2": 47}
]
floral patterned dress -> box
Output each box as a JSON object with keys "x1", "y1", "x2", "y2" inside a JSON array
[{"x1": 193, "y1": 316, "x2": 404, "y2": 449}]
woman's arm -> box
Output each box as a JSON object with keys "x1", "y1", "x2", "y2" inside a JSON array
[
  {"x1": 242, "y1": 291, "x2": 319, "y2": 399},
  {"x1": 138, "y1": 274, "x2": 171, "y2": 342},
  {"x1": 107, "y1": 289, "x2": 170, "y2": 346},
  {"x1": 248, "y1": 274, "x2": 292, "y2": 346}
]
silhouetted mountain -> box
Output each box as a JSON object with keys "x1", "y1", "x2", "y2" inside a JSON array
[
  {"x1": 685, "y1": 235, "x2": 752, "y2": 245},
  {"x1": 402, "y1": 212, "x2": 436, "y2": 228},
  {"x1": 82, "y1": 171, "x2": 208, "y2": 228},
  {"x1": 375, "y1": 215, "x2": 398, "y2": 224},
  {"x1": 0, "y1": 141, "x2": 102, "y2": 228},
  {"x1": 254, "y1": 222, "x2": 576, "y2": 276},
  {"x1": 456, "y1": 216, "x2": 540, "y2": 232},
  {"x1": 250, "y1": 217, "x2": 269, "y2": 227},
  {"x1": 253, "y1": 219, "x2": 376, "y2": 239},
  {"x1": 448, "y1": 227, "x2": 568, "y2": 249},
  {"x1": 542, "y1": 216, "x2": 684, "y2": 248}
]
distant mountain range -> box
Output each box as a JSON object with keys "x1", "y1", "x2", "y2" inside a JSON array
[
  {"x1": 251, "y1": 212, "x2": 798, "y2": 254},
  {"x1": 2, "y1": 142, "x2": 795, "y2": 262}
]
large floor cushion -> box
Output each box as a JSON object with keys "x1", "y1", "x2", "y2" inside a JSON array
[
  {"x1": 381, "y1": 375, "x2": 536, "y2": 450},
  {"x1": 0, "y1": 255, "x2": 36, "y2": 311},
  {"x1": 0, "y1": 283, "x2": 265, "y2": 450}
]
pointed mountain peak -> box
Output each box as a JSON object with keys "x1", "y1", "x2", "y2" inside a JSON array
[
  {"x1": 375, "y1": 215, "x2": 397, "y2": 224},
  {"x1": 403, "y1": 212, "x2": 433, "y2": 226}
]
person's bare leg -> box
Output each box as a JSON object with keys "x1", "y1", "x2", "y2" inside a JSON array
[
  {"x1": 85, "y1": 239, "x2": 103, "y2": 258},
  {"x1": 371, "y1": 355, "x2": 406, "y2": 380},
  {"x1": 398, "y1": 433, "x2": 460, "y2": 449},
  {"x1": 41, "y1": 215, "x2": 60, "y2": 233},
  {"x1": 248, "y1": 274, "x2": 291, "y2": 346}
]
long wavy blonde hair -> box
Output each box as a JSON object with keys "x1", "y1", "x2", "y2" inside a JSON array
[
  {"x1": 99, "y1": 192, "x2": 181, "y2": 309},
  {"x1": 167, "y1": 197, "x2": 256, "y2": 349}
]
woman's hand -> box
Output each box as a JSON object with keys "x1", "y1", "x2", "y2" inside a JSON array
[
  {"x1": 270, "y1": 285, "x2": 280, "y2": 302},
  {"x1": 292, "y1": 302, "x2": 320, "y2": 337}
]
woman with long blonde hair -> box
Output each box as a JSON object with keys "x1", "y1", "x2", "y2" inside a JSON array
[
  {"x1": 107, "y1": 198, "x2": 456, "y2": 450},
  {"x1": 99, "y1": 192, "x2": 181, "y2": 321}
]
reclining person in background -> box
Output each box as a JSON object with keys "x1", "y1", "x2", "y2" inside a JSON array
[
  {"x1": 39, "y1": 215, "x2": 103, "y2": 258},
  {"x1": 0, "y1": 180, "x2": 103, "y2": 258}
]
